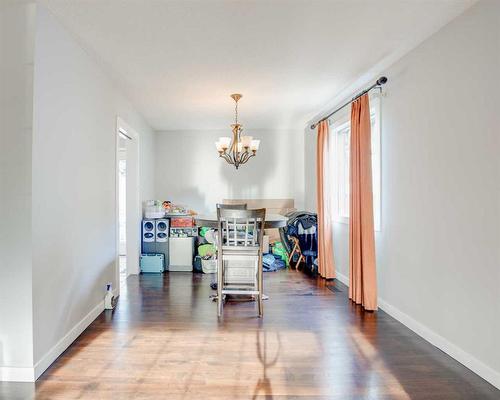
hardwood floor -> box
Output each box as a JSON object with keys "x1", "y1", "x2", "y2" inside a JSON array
[{"x1": 1, "y1": 270, "x2": 499, "y2": 399}]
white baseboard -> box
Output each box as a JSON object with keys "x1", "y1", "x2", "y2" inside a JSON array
[
  {"x1": 335, "y1": 270, "x2": 349, "y2": 286},
  {"x1": 334, "y1": 269, "x2": 500, "y2": 390},
  {"x1": 33, "y1": 298, "x2": 106, "y2": 381},
  {"x1": 0, "y1": 291, "x2": 114, "y2": 383},
  {"x1": 378, "y1": 298, "x2": 500, "y2": 390},
  {"x1": 0, "y1": 366, "x2": 35, "y2": 382}
]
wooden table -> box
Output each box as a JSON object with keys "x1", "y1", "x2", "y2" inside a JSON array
[{"x1": 195, "y1": 213, "x2": 287, "y2": 229}]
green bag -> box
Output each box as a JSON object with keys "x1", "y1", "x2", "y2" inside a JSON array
[
  {"x1": 198, "y1": 243, "x2": 216, "y2": 258},
  {"x1": 199, "y1": 227, "x2": 210, "y2": 237},
  {"x1": 272, "y1": 242, "x2": 289, "y2": 266}
]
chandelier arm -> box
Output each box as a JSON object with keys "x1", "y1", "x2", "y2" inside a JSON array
[
  {"x1": 220, "y1": 152, "x2": 233, "y2": 165},
  {"x1": 241, "y1": 151, "x2": 251, "y2": 164},
  {"x1": 241, "y1": 152, "x2": 254, "y2": 164}
]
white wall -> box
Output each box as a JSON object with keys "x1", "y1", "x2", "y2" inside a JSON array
[
  {"x1": 155, "y1": 129, "x2": 304, "y2": 212},
  {"x1": 304, "y1": 0, "x2": 500, "y2": 387},
  {"x1": 0, "y1": 1, "x2": 36, "y2": 381},
  {"x1": 30, "y1": 4, "x2": 155, "y2": 377}
]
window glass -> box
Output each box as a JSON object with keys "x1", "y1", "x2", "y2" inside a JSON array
[{"x1": 331, "y1": 95, "x2": 381, "y2": 231}]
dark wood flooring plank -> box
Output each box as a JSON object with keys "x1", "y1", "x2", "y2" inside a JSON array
[{"x1": 1, "y1": 270, "x2": 498, "y2": 399}]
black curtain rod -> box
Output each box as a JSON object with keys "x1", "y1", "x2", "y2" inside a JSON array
[{"x1": 310, "y1": 76, "x2": 388, "y2": 130}]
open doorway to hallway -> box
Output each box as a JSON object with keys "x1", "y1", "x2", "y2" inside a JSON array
[
  {"x1": 116, "y1": 117, "x2": 141, "y2": 295},
  {"x1": 118, "y1": 136, "x2": 128, "y2": 287}
]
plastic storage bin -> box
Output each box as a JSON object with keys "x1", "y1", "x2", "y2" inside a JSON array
[
  {"x1": 140, "y1": 253, "x2": 165, "y2": 273},
  {"x1": 144, "y1": 200, "x2": 165, "y2": 219}
]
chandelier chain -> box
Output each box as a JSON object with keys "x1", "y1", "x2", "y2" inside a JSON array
[{"x1": 235, "y1": 100, "x2": 238, "y2": 124}]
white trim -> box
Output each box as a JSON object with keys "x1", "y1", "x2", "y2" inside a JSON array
[
  {"x1": 115, "y1": 116, "x2": 142, "y2": 294},
  {"x1": 335, "y1": 270, "x2": 349, "y2": 286},
  {"x1": 0, "y1": 366, "x2": 35, "y2": 383},
  {"x1": 32, "y1": 296, "x2": 109, "y2": 381},
  {"x1": 0, "y1": 293, "x2": 111, "y2": 383},
  {"x1": 335, "y1": 270, "x2": 500, "y2": 390},
  {"x1": 378, "y1": 298, "x2": 500, "y2": 390},
  {"x1": 115, "y1": 119, "x2": 122, "y2": 290}
]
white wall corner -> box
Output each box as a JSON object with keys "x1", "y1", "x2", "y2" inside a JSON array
[
  {"x1": 335, "y1": 270, "x2": 500, "y2": 390},
  {"x1": 33, "y1": 299, "x2": 105, "y2": 380}
]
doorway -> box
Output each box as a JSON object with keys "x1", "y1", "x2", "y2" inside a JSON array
[
  {"x1": 118, "y1": 137, "x2": 127, "y2": 286},
  {"x1": 116, "y1": 117, "x2": 141, "y2": 295}
]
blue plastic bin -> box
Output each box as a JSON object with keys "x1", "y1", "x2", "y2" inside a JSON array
[{"x1": 140, "y1": 253, "x2": 165, "y2": 273}]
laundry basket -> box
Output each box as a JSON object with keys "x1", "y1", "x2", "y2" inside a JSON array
[{"x1": 201, "y1": 258, "x2": 217, "y2": 274}]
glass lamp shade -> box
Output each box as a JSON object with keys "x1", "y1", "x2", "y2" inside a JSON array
[
  {"x1": 241, "y1": 135, "x2": 253, "y2": 148},
  {"x1": 250, "y1": 139, "x2": 260, "y2": 151},
  {"x1": 237, "y1": 142, "x2": 243, "y2": 153},
  {"x1": 219, "y1": 137, "x2": 231, "y2": 149},
  {"x1": 215, "y1": 141, "x2": 224, "y2": 152}
]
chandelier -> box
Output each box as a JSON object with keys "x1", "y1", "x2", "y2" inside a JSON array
[{"x1": 215, "y1": 93, "x2": 260, "y2": 169}]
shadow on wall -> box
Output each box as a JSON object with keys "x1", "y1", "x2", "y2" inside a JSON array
[
  {"x1": 220, "y1": 131, "x2": 278, "y2": 201},
  {"x1": 175, "y1": 187, "x2": 206, "y2": 213}
]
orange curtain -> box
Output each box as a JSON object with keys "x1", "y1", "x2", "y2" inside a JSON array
[
  {"x1": 349, "y1": 94, "x2": 377, "y2": 310},
  {"x1": 316, "y1": 121, "x2": 335, "y2": 279}
]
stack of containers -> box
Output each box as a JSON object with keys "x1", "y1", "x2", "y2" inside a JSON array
[{"x1": 141, "y1": 200, "x2": 168, "y2": 273}]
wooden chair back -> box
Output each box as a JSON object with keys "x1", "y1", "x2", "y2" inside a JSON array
[
  {"x1": 217, "y1": 208, "x2": 266, "y2": 248},
  {"x1": 216, "y1": 203, "x2": 247, "y2": 210}
]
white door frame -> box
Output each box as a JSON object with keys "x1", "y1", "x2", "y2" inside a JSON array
[{"x1": 115, "y1": 116, "x2": 141, "y2": 294}]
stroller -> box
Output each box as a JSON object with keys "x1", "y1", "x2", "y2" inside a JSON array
[{"x1": 279, "y1": 211, "x2": 318, "y2": 274}]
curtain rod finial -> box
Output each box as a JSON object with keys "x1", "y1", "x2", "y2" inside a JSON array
[
  {"x1": 310, "y1": 123, "x2": 317, "y2": 130},
  {"x1": 377, "y1": 76, "x2": 388, "y2": 85}
]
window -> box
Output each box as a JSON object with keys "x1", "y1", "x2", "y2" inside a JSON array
[{"x1": 331, "y1": 95, "x2": 381, "y2": 231}]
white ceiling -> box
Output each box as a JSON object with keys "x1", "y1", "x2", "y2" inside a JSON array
[{"x1": 42, "y1": 0, "x2": 475, "y2": 131}]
